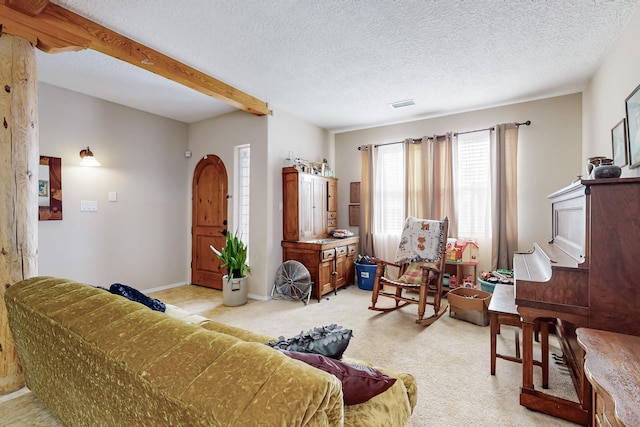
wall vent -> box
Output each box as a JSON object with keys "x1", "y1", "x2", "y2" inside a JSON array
[{"x1": 389, "y1": 99, "x2": 415, "y2": 109}]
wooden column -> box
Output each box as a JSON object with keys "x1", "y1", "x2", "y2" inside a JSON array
[{"x1": 0, "y1": 33, "x2": 39, "y2": 394}]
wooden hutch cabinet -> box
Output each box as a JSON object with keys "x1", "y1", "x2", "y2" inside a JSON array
[
  {"x1": 283, "y1": 167, "x2": 337, "y2": 240},
  {"x1": 281, "y1": 167, "x2": 358, "y2": 301}
]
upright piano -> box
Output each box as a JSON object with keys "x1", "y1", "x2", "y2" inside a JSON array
[{"x1": 514, "y1": 177, "x2": 640, "y2": 425}]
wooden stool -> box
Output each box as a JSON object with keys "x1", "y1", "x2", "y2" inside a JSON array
[{"x1": 489, "y1": 284, "x2": 549, "y2": 389}]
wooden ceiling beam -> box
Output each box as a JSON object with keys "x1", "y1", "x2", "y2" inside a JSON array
[
  {"x1": 0, "y1": 1, "x2": 271, "y2": 116},
  {"x1": 5, "y1": 0, "x2": 50, "y2": 16}
]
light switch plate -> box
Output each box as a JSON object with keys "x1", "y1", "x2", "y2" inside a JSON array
[
  {"x1": 80, "y1": 200, "x2": 98, "y2": 212},
  {"x1": 108, "y1": 191, "x2": 117, "y2": 202}
]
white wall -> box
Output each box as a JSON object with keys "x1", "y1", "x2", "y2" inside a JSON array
[
  {"x1": 267, "y1": 107, "x2": 334, "y2": 295},
  {"x1": 187, "y1": 107, "x2": 331, "y2": 299},
  {"x1": 187, "y1": 111, "x2": 268, "y2": 297},
  {"x1": 583, "y1": 6, "x2": 640, "y2": 178},
  {"x1": 37, "y1": 87, "x2": 332, "y2": 299},
  {"x1": 334, "y1": 94, "x2": 583, "y2": 273},
  {"x1": 38, "y1": 83, "x2": 190, "y2": 290},
  {"x1": 37, "y1": 1, "x2": 639, "y2": 294}
]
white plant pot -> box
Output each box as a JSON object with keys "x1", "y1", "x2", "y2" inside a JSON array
[{"x1": 222, "y1": 275, "x2": 248, "y2": 306}]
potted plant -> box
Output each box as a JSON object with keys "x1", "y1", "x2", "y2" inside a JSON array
[{"x1": 210, "y1": 230, "x2": 250, "y2": 306}]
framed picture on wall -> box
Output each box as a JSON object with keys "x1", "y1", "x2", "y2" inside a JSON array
[
  {"x1": 611, "y1": 118, "x2": 628, "y2": 167},
  {"x1": 348, "y1": 204, "x2": 360, "y2": 226},
  {"x1": 38, "y1": 156, "x2": 63, "y2": 220},
  {"x1": 625, "y1": 83, "x2": 640, "y2": 168}
]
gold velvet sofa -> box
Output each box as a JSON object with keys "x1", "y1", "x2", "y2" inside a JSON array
[{"x1": 5, "y1": 277, "x2": 416, "y2": 426}]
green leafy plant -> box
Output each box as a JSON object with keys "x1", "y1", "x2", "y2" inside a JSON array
[{"x1": 210, "y1": 230, "x2": 250, "y2": 280}]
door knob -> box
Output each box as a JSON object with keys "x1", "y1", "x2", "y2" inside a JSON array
[{"x1": 220, "y1": 229, "x2": 227, "y2": 236}]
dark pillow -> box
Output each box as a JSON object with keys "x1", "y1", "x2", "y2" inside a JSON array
[
  {"x1": 280, "y1": 350, "x2": 396, "y2": 405},
  {"x1": 266, "y1": 324, "x2": 353, "y2": 359},
  {"x1": 109, "y1": 283, "x2": 166, "y2": 312}
]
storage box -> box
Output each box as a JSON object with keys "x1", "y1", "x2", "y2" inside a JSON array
[
  {"x1": 355, "y1": 263, "x2": 378, "y2": 291},
  {"x1": 448, "y1": 288, "x2": 492, "y2": 326},
  {"x1": 478, "y1": 276, "x2": 495, "y2": 294}
]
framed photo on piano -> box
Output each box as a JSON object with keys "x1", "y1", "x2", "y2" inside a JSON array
[
  {"x1": 625, "y1": 83, "x2": 640, "y2": 169},
  {"x1": 611, "y1": 118, "x2": 627, "y2": 167}
]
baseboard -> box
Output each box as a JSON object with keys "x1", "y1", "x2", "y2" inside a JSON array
[
  {"x1": 145, "y1": 281, "x2": 189, "y2": 294},
  {"x1": 248, "y1": 293, "x2": 270, "y2": 301},
  {"x1": 147, "y1": 282, "x2": 271, "y2": 301},
  {"x1": 0, "y1": 386, "x2": 30, "y2": 404}
]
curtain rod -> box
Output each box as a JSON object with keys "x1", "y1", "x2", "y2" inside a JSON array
[{"x1": 358, "y1": 120, "x2": 531, "y2": 150}]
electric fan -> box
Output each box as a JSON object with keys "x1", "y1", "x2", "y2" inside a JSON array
[{"x1": 272, "y1": 260, "x2": 313, "y2": 305}]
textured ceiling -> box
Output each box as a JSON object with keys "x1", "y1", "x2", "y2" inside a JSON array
[{"x1": 37, "y1": 0, "x2": 640, "y2": 132}]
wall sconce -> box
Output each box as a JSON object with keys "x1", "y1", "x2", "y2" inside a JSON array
[{"x1": 79, "y1": 146, "x2": 101, "y2": 167}]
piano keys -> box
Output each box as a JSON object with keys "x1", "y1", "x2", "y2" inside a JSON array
[{"x1": 514, "y1": 177, "x2": 640, "y2": 425}]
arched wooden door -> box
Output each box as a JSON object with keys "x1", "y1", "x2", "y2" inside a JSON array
[{"x1": 191, "y1": 155, "x2": 228, "y2": 289}]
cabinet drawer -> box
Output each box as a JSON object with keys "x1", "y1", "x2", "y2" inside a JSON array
[
  {"x1": 335, "y1": 246, "x2": 347, "y2": 257},
  {"x1": 322, "y1": 249, "x2": 335, "y2": 261},
  {"x1": 327, "y1": 211, "x2": 337, "y2": 219},
  {"x1": 347, "y1": 244, "x2": 357, "y2": 255},
  {"x1": 327, "y1": 219, "x2": 337, "y2": 227}
]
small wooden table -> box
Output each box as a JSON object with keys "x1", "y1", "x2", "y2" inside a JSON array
[
  {"x1": 489, "y1": 284, "x2": 549, "y2": 388},
  {"x1": 577, "y1": 328, "x2": 640, "y2": 427}
]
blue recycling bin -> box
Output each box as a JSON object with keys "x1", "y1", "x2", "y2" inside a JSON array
[{"x1": 355, "y1": 263, "x2": 378, "y2": 291}]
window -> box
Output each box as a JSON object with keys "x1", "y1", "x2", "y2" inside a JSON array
[
  {"x1": 374, "y1": 143, "x2": 405, "y2": 235},
  {"x1": 234, "y1": 145, "x2": 250, "y2": 254},
  {"x1": 372, "y1": 130, "x2": 491, "y2": 241},
  {"x1": 455, "y1": 130, "x2": 491, "y2": 239}
]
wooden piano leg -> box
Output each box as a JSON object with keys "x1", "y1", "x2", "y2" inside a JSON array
[
  {"x1": 521, "y1": 319, "x2": 535, "y2": 390},
  {"x1": 541, "y1": 320, "x2": 549, "y2": 389},
  {"x1": 517, "y1": 309, "x2": 590, "y2": 425},
  {"x1": 490, "y1": 312, "x2": 498, "y2": 375}
]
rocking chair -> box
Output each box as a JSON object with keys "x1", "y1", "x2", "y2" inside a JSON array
[{"x1": 369, "y1": 217, "x2": 449, "y2": 325}]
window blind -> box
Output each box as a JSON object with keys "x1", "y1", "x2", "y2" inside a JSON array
[
  {"x1": 455, "y1": 130, "x2": 491, "y2": 238},
  {"x1": 235, "y1": 145, "x2": 250, "y2": 254},
  {"x1": 375, "y1": 143, "x2": 405, "y2": 235}
]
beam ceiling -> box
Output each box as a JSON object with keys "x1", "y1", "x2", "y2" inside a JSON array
[{"x1": 0, "y1": 0, "x2": 271, "y2": 116}]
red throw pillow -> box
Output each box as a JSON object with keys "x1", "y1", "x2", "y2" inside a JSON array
[{"x1": 280, "y1": 350, "x2": 396, "y2": 405}]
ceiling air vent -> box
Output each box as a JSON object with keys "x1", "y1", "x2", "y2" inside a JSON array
[{"x1": 389, "y1": 99, "x2": 415, "y2": 109}]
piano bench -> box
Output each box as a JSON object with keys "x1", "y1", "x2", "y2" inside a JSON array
[
  {"x1": 489, "y1": 312, "x2": 550, "y2": 388},
  {"x1": 488, "y1": 284, "x2": 549, "y2": 388}
]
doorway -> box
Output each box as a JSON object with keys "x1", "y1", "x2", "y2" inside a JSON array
[{"x1": 191, "y1": 154, "x2": 228, "y2": 289}]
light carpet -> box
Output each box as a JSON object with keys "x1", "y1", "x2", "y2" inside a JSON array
[{"x1": 0, "y1": 284, "x2": 580, "y2": 426}]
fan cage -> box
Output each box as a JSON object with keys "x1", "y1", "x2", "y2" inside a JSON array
[{"x1": 272, "y1": 260, "x2": 313, "y2": 305}]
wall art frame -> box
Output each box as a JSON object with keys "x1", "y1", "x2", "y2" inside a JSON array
[
  {"x1": 625, "y1": 83, "x2": 640, "y2": 169},
  {"x1": 39, "y1": 156, "x2": 63, "y2": 220},
  {"x1": 611, "y1": 118, "x2": 628, "y2": 167}
]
